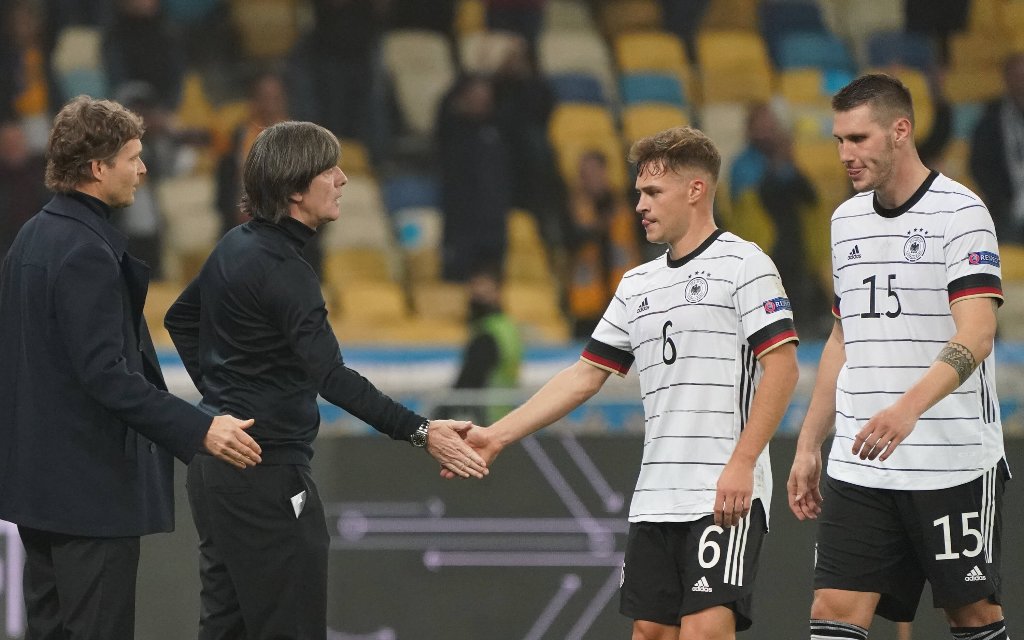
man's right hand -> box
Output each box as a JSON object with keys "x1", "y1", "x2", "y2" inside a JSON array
[
  {"x1": 787, "y1": 450, "x2": 823, "y2": 521},
  {"x1": 204, "y1": 415, "x2": 261, "y2": 468}
]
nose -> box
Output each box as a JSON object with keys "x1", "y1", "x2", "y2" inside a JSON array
[
  {"x1": 336, "y1": 167, "x2": 348, "y2": 186},
  {"x1": 138, "y1": 158, "x2": 147, "y2": 175},
  {"x1": 836, "y1": 141, "x2": 852, "y2": 164},
  {"x1": 635, "y1": 193, "x2": 648, "y2": 214}
]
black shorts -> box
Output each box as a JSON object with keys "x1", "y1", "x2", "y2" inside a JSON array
[
  {"x1": 619, "y1": 500, "x2": 767, "y2": 631},
  {"x1": 814, "y1": 461, "x2": 1009, "y2": 622}
]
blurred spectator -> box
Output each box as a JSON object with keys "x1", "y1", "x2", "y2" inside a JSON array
[
  {"x1": 437, "y1": 75, "x2": 512, "y2": 281},
  {"x1": 0, "y1": 1, "x2": 50, "y2": 124},
  {"x1": 0, "y1": 121, "x2": 49, "y2": 257},
  {"x1": 214, "y1": 71, "x2": 324, "y2": 276},
  {"x1": 566, "y1": 150, "x2": 642, "y2": 339},
  {"x1": 729, "y1": 102, "x2": 828, "y2": 338},
  {"x1": 970, "y1": 52, "x2": 1024, "y2": 245},
  {"x1": 212, "y1": 71, "x2": 324, "y2": 277},
  {"x1": 447, "y1": 264, "x2": 523, "y2": 424},
  {"x1": 289, "y1": 0, "x2": 391, "y2": 161},
  {"x1": 659, "y1": 0, "x2": 711, "y2": 66},
  {"x1": 388, "y1": 0, "x2": 456, "y2": 35},
  {"x1": 492, "y1": 36, "x2": 563, "y2": 245},
  {"x1": 102, "y1": 0, "x2": 184, "y2": 110},
  {"x1": 485, "y1": 0, "x2": 545, "y2": 48},
  {"x1": 904, "y1": 0, "x2": 969, "y2": 66}
]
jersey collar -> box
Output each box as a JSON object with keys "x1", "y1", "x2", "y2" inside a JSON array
[
  {"x1": 873, "y1": 170, "x2": 939, "y2": 218},
  {"x1": 666, "y1": 228, "x2": 724, "y2": 268}
]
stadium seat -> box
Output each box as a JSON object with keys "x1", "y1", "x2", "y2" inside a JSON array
[
  {"x1": 549, "y1": 73, "x2": 608, "y2": 104},
  {"x1": 324, "y1": 247, "x2": 400, "y2": 286},
  {"x1": 866, "y1": 30, "x2": 937, "y2": 73},
  {"x1": 778, "y1": 68, "x2": 829, "y2": 106},
  {"x1": 696, "y1": 102, "x2": 748, "y2": 171},
  {"x1": 547, "y1": 103, "x2": 618, "y2": 146},
  {"x1": 230, "y1": 0, "x2": 300, "y2": 60},
  {"x1": 950, "y1": 102, "x2": 986, "y2": 140},
  {"x1": 333, "y1": 280, "x2": 409, "y2": 325},
  {"x1": 382, "y1": 30, "x2": 456, "y2": 137},
  {"x1": 776, "y1": 32, "x2": 857, "y2": 76},
  {"x1": 542, "y1": 0, "x2": 597, "y2": 32},
  {"x1": 598, "y1": 0, "x2": 664, "y2": 38},
  {"x1": 537, "y1": 30, "x2": 618, "y2": 104},
  {"x1": 619, "y1": 73, "x2": 687, "y2": 107},
  {"x1": 338, "y1": 138, "x2": 373, "y2": 176},
  {"x1": 394, "y1": 206, "x2": 443, "y2": 282},
  {"x1": 321, "y1": 175, "x2": 396, "y2": 252},
  {"x1": 697, "y1": 30, "x2": 774, "y2": 104},
  {"x1": 51, "y1": 26, "x2": 108, "y2": 101},
  {"x1": 701, "y1": 0, "x2": 758, "y2": 31},
  {"x1": 454, "y1": 0, "x2": 486, "y2": 36},
  {"x1": 622, "y1": 104, "x2": 689, "y2": 145},
  {"x1": 459, "y1": 30, "x2": 523, "y2": 73},
  {"x1": 613, "y1": 31, "x2": 694, "y2": 104},
  {"x1": 758, "y1": 1, "x2": 828, "y2": 64},
  {"x1": 411, "y1": 281, "x2": 468, "y2": 322},
  {"x1": 158, "y1": 174, "x2": 220, "y2": 282},
  {"x1": 382, "y1": 174, "x2": 441, "y2": 213},
  {"x1": 555, "y1": 136, "x2": 630, "y2": 192}
]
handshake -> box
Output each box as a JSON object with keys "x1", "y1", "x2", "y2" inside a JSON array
[{"x1": 418, "y1": 420, "x2": 503, "y2": 480}]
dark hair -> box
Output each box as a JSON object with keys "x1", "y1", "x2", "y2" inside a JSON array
[
  {"x1": 628, "y1": 126, "x2": 721, "y2": 181},
  {"x1": 239, "y1": 121, "x2": 340, "y2": 223},
  {"x1": 44, "y1": 95, "x2": 145, "y2": 193},
  {"x1": 831, "y1": 73, "x2": 915, "y2": 127}
]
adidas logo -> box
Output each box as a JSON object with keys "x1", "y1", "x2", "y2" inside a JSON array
[
  {"x1": 965, "y1": 565, "x2": 987, "y2": 582},
  {"x1": 691, "y1": 576, "x2": 713, "y2": 593},
  {"x1": 848, "y1": 245, "x2": 862, "y2": 260},
  {"x1": 636, "y1": 297, "x2": 650, "y2": 313}
]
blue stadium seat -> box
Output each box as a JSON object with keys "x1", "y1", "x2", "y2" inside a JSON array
[
  {"x1": 759, "y1": 0, "x2": 828, "y2": 64},
  {"x1": 823, "y1": 68, "x2": 856, "y2": 95},
  {"x1": 866, "y1": 30, "x2": 937, "y2": 72},
  {"x1": 777, "y1": 31, "x2": 857, "y2": 76},
  {"x1": 549, "y1": 73, "x2": 607, "y2": 104},
  {"x1": 382, "y1": 174, "x2": 441, "y2": 214},
  {"x1": 619, "y1": 73, "x2": 686, "y2": 107}
]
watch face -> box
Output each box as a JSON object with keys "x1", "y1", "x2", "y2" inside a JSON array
[{"x1": 412, "y1": 426, "x2": 428, "y2": 447}]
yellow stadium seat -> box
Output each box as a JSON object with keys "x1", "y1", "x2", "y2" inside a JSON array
[
  {"x1": 548, "y1": 103, "x2": 618, "y2": 146},
  {"x1": 333, "y1": 281, "x2": 409, "y2": 326},
  {"x1": 176, "y1": 72, "x2": 216, "y2": 132},
  {"x1": 555, "y1": 136, "x2": 630, "y2": 191},
  {"x1": 338, "y1": 138, "x2": 373, "y2": 176},
  {"x1": 778, "y1": 68, "x2": 829, "y2": 107},
  {"x1": 411, "y1": 281, "x2": 468, "y2": 322},
  {"x1": 324, "y1": 247, "x2": 398, "y2": 287},
  {"x1": 702, "y1": 0, "x2": 758, "y2": 31},
  {"x1": 697, "y1": 30, "x2": 774, "y2": 104},
  {"x1": 382, "y1": 30, "x2": 456, "y2": 136},
  {"x1": 622, "y1": 104, "x2": 689, "y2": 145},
  {"x1": 459, "y1": 30, "x2": 524, "y2": 74},
  {"x1": 614, "y1": 31, "x2": 695, "y2": 103},
  {"x1": 230, "y1": 0, "x2": 299, "y2": 60},
  {"x1": 599, "y1": 0, "x2": 663, "y2": 38},
  {"x1": 454, "y1": 0, "x2": 486, "y2": 36}
]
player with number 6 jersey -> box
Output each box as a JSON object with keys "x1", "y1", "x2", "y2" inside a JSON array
[{"x1": 450, "y1": 126, "x2": 799, "y2": 640}]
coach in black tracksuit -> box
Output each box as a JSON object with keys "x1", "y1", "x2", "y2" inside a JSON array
[{"x1": 165, "y1": 121, "x2": 488, "y2": 640}]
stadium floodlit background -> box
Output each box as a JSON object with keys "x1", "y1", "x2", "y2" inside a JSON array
[{"x1": 2, "y1": 0, "x2": 1024, "y2": 638}]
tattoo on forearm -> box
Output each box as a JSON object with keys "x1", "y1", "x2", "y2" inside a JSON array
[{"x1": 937, "y1": 342, "x2": 977, "y2": 386}]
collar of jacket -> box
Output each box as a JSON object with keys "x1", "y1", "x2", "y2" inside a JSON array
[
  {"x1": 253, "y1": 215, "x2": 317, "y2": 249},
  {"x1": 44, "y1": 192, "x2": 130, "y2": 259}
]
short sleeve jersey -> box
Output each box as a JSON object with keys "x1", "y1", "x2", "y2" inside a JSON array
[
  {"x1": 828, "y1": 172, "x2": 1006, "y2": 491},
  {"x1": 581, "y1": 230, "x2": 798, "y2": 524}
]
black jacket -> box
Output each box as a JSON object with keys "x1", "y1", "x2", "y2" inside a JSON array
[
  {"x1": 0, "y1": 193, "x2": 210, "y2": 537},
  {"x1": 165, "y1": 218, "x2": 424, "y2": 465}
]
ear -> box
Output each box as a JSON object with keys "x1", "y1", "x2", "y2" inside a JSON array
[
  {"x1": 288, "y1": 193, "x2": 303, "y2": 205},
  {"x1": 688, "y1": 177, "x2": 705, "y2": 204},
  {"x1": 88, "y1": 159, "x2": 105, "y2": 182},
  {"x1": 893, "y1": 117, "x2": 913, "y2": 145}
]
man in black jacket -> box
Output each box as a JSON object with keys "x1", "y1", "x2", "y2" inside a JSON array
[
  {"x1": 0, "y1": 96, "x2": 262, "y2": 639},
  {"x1": 165, "y1": 120, "x2": 488, "y2": 639}
]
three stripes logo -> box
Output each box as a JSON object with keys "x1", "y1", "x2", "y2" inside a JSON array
[
  {"x1": 848, "y1": 245, "x2": 862, "y2": 260},
  {"x1": 691, "y1": 576, "x2": 713, "y2": 593},
  {"x1": 965, "y1": 565, "x2": 987, "y2": 582},
  {"x1": 636, "y1": 297, "x2": 650, "y2": 314}
]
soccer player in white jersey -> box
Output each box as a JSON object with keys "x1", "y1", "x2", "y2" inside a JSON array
[
  {"x1": 449, "y1": 126, "x2": 799, "y2": 639},
  {"x1": 788, "y1": 73, "x2": 1012, "y2": 640}
]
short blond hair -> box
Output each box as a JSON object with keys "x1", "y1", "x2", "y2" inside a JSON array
[{"x1": 628, "y1": 126, "x2": 721, "y2": 181}]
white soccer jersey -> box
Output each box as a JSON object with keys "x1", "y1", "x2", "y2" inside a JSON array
[
  {"x1": 827, "y1": 172, "x2": 1006, "y2": 491},
  {"x1": 582, "y1": 230, "x2": 798, "y2": 524}
]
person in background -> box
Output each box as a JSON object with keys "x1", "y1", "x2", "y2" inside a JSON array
[
  {"x1": 449, "y1": 263, "x2": 523, "y2": 425},
  {"x1": 0, "y1": 120, "x2": 48, "y2": 257},
  {"x1": 0, "y1": 95, "x2": 261, "y2": 640},
  {"x1": 970, "y1": 52, "x2": 1024, "y2": 245},
  {"x1": 566, "y1": 149, "x2": 642, "y2": 339}
]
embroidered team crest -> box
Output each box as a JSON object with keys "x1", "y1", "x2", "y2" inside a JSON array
[
  {"x1": 685, "y1": 274, "x2": 709, "y2": 303},
  {"x1": 968, "y1": 251, "x2": 1000, "y2": 267},
  {"x1": 763, "y1": 296, "x2": 792, "y2": 314},
  {"x1": 903, "y1": 229, "x2": 927, "y2": 262}
]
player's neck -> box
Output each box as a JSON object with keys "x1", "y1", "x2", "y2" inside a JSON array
[
  {"x1": 875, "y1": 154, "x2": 931, "y2": 210},
  {"x1": 667, "y1": 216, "x2": 718, "y2": 261}
]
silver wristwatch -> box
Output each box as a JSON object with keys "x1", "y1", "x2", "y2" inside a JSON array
[{"x1": 410, "y1": 421, "x2": 429, "y2": 447}]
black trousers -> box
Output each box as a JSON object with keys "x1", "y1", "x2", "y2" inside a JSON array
[
  {"x1": 187, "y1": 456, "x2": 330, "y2": 640},
  {"x1": 18, "y1": 526, "x2": 140, "y2": 640}
]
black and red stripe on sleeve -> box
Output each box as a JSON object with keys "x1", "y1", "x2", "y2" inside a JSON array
[
  {"x1": 832, "y1": 294, "x2": 841, "y2": 319},
  {"x1": 948, "y1": 273, "x2": 1003, "y2": 306},
  {"x1": 748, "y1": 318, "x2": 799, "y2": 358},
  {"x1": 581, "y1": 338, "x2": 634, "y2": 376}
]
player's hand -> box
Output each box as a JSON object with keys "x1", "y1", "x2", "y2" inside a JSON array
[
  {"x1": 439, "y1": 425, "x2": 502, "y2": 480},
  {"x1": 714, "y1": 458, "x2": 754, "y2": 528},
  {"x1": 851, "y1": 402, "x2": 918, "y2": 462},
  {"x1": 425, "y1": 420, "x2": 489, "y2": 479},
  {"x1": 787, "y1": 450, "x2": 823, "y2": 521},
  {"x1": 204, "y1": 415, "x2": 261, "y2": 469}
]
